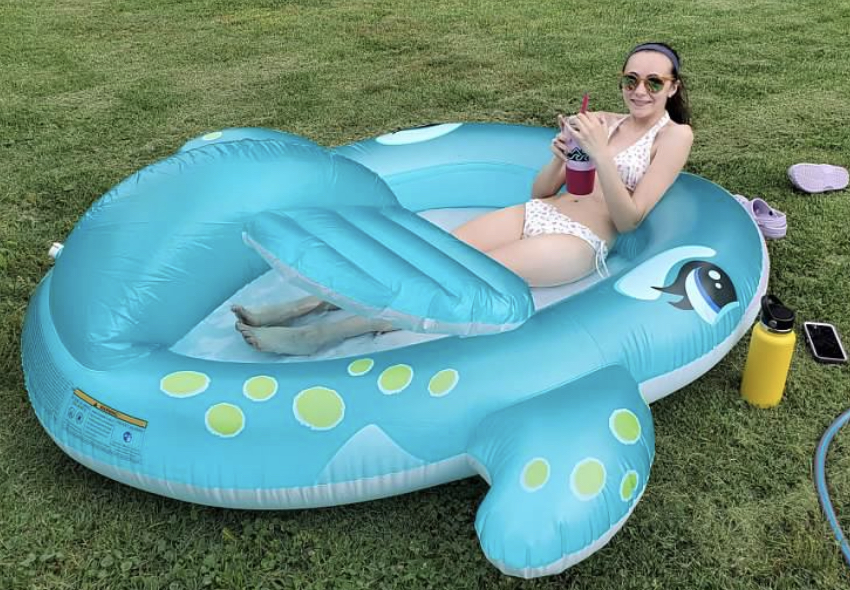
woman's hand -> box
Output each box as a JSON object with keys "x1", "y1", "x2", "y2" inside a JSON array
[
  {"x1": 562, "y1": 112, "x2": 609, "y2": 161},
  {"x1": 550, "y1": 124, "x2": 569, "y2": 162}
]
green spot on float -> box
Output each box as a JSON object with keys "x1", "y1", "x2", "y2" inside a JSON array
[
  {"x1": 571, "y1": 458, "x2": 606, "y2": 501},
  {"x1": 243, "y1": 376, "x2": 278, "y2": 401},
  {"x1": 610, "y1": 409, "x2": 641, "y2": 444},
  {"x1": 205, "y1": 403, "x2": 244, "y2": 437},
  {"x1": 348, "y1": 358, "x2": 374, "y2": 376},
  {"x1": 378, "y1": 364, "x2": 413, "y2": 395},
  {"x1": 620, "y1": 471, "x2": 639, "y2": 501},
  {"x1": 294, "y1": 387, "x2": 345, "y2": 430},
  {"x1": 521, "y1": 458, "x2": 550, "y2": 491},
  {"x1": 160, "y1": 371, "x2": 210, "y2": 397},
  {"x1": 428, "y1": 369, "x2": 458, "y2": 397}
]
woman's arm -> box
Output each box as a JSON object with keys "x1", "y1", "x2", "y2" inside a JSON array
[
  {"x1": 566, "y1": 113, "x2": 693, "y2": 232},
  {"x1": 531, "y1": 114, "x2": 582, "y2": 198},
  {"x1": 596, "y1": 124, "x2": 693, "y2": 232},
  {"x1": 531, "y1": 154, "x2": 566, "y2": 199}
]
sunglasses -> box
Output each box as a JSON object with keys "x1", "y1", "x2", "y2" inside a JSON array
[{"x1": 619, "y1": 73, "x2": 676, "y2": 94}]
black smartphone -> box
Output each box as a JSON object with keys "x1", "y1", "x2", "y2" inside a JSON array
[{"x1": 803, "y1": 321, "x2": 848, "y2": 364}]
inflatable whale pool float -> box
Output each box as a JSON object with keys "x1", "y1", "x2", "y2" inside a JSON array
[{"x1": 22, "y1": 122, "x2": 767, "y2": 578}]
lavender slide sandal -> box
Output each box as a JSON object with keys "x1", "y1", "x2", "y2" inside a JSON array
[
  {"x1": 732, "y1": 194, "x2": 787, "y2": 239},
  {"x1": 750, "y1": 197, "x2": 787, "y2": 239},
  {"x1": 788, "y1": 163, "x2": 849, "y2": 194}
]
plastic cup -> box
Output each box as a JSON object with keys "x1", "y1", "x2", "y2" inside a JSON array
[{"x1": 564, "y1": 139, "x2": 596, "y2": 196}]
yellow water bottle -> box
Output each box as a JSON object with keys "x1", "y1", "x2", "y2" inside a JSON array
[{"x1": 741, "y1": 295, "x2": 796, "y2": 408}]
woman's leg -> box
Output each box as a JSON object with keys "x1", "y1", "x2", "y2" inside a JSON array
[
  {"x1": 451, "y1": 204, "x2": 525, "y2": 251},
  {"x1": 236, "y1": 316, "x2": 395, "y2": 355},
  {"x1": 234, "y1": 205, "x2": 595, "y2": 354},
  {"x1": 231, "y1": 295, "x2": 338, "y2": 327},
  {"x1": 233, "y1": 204, "x2": 524, "y2": 328},
  {"x1": 236, "y1": 236, "x2": 596, "y2": 355},
  {"x1": 485, "y1": 234, "x2": 596, "y2": 287}
]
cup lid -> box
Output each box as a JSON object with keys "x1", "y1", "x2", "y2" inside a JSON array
[{"x1": 760, "y1": 294, "x2": 795, "y2": 332}]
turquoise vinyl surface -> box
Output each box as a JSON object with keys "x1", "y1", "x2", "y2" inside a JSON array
[{"x1": 22, "y1": 122, "x2": 767, "y2": 577}]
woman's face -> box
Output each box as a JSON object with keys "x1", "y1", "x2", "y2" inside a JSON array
[{"x1": 621, "y1": 51, "x2": 678, "y2": 118}]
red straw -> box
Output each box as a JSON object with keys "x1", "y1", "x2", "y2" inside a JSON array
[{"x1": 579, "y1": 93, "x2": 589, "y2": 114}]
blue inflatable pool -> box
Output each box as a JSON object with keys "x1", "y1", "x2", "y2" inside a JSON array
[{"x1": 22, "y1": 123, "x2": 768, "y2": 577}]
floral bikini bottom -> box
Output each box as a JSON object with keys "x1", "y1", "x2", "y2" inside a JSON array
[{"x1": 522, "y1": 199, "x2": 610, "y2": 278}]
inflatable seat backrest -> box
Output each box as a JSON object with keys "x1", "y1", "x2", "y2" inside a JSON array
[{"x1": 50, "y1": 139, "x2": 398, "y2": 370}]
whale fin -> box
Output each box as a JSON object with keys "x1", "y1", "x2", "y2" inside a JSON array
[
  {"x1": 317, "y1": 424, "x2": 426, "y2": 485},
  {"x1": 466, "y1": 366, "x2": 655, "y2": 578}
]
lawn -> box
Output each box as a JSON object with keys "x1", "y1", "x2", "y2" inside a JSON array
[{"x1": 2, "y1": 0, "x2": 850, "y2": 588}]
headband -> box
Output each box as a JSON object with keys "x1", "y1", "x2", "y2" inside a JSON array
[{"x1": 628, "y1": 43, "x2": 680, "y2": 74}]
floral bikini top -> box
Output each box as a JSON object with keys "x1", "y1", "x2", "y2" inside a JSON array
[{"x1": 607, "y1": 111, "x2": 671, "y2": 192}]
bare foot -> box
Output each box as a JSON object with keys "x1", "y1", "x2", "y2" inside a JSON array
[
  {"x1": 235, "y1": 316, "x2": 396, "y2": 356},
  {"x1": 235, "y1": 322, "x2": 329, "y2": 356},
  {"x1": 231, "y1": 305, "x2": 261, "y2": 327},
  {"x1": 230, "y1": 297, "x2": 339, "y2": 327}
]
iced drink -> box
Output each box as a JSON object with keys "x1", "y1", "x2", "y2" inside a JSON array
[
  {"x1": 565, "y1": 142, "x2": 596, "y2": 196},
  {"x1": 564, "y1": 93, "x2": 596, "y2": 196}
]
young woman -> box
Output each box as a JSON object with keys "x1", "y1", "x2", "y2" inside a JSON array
[{"x1": 234, "y1": 42, "x2": 694, "y2": 355}]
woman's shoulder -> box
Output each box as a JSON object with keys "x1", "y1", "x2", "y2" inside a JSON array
[{"x1": 659, "y1": 119, "x2": 693, "y2": 144}]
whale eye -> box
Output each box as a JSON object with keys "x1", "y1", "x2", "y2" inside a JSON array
[
  {"x1": 653, "y1": 261, "x2": 739, "y2": 324},
  {"x1": 682, "y1": 263, "x2": 739, "y2": 324},
  {"x1": 614, "y1": 248, "x2": 741, "y2": 325},
  {"x1": 614, "y1": 246, "x2": 717, "y2": 301},
  {"x1": 686, "y1": 266, "x2": 727, "y2": 324}
]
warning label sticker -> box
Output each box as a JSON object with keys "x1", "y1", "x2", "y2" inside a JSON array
[{"x1": 64, "y1": 389, "x2": 148, "y2": 464}]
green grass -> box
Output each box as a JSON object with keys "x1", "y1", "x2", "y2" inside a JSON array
[{"x1": 2, "y1": 0, "x2": 850, "y2": 587}]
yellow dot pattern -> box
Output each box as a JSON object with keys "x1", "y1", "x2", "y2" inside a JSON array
[
  {"x1": 521, "y1": 458, "x2": 550, "y2": 492},
  {"x1": 428, "y1": 369, "x2": 459, "y2": 397},
  {"x1": 205, "y1": 403, "x2": 245, "y2": 438},
  {"x1": 378, "y1": 364, "x2": 413, "y2": 395},
  {"x1": 293, "y1": 387, "x2": 345, "y2": 430},
  {"x1": 609, "y1": 409, "x2": 641, "y2": 444},
  {"x1": 243, "y1": 376, "x2": 278, "y2": 402},
  {"x1": 348, "y1": 358, "x2": 374, "y2": 377},
  {"x1": 202, "y1": 131, "x2": 223, "y2": 140},
  {"x1": 571, "y1": 458, "x2": 606, "y2": 501},
  {"x1": 620, "y1": 470, "x2": 639, "y2": 502},
  {"x1": 160, "y1": 371, "x2": 210, "y2": 398}
]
